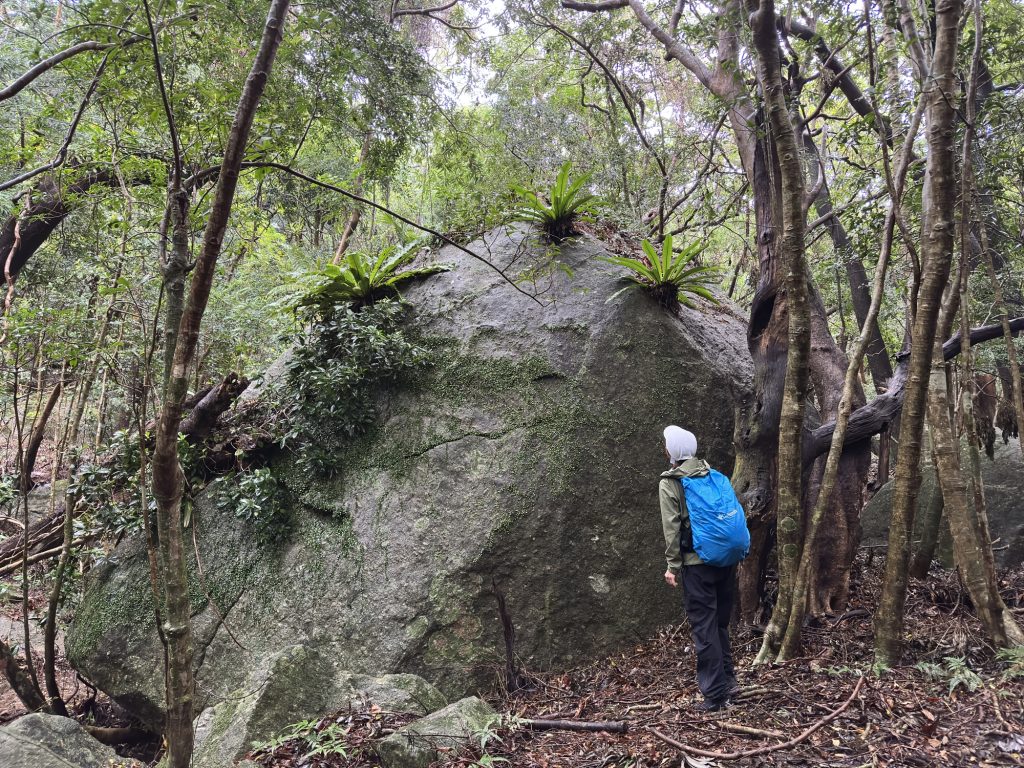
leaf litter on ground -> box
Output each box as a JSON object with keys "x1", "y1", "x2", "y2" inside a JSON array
[{"x1": 244, "y1": 557, "x2": 1024, "y2": 767}]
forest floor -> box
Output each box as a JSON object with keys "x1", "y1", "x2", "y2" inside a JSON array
[
  {"x1": 249, "y1": 557, "x2": 1024, "y2": 768},
  {"x1": 3, "y1": 559, "x2": 1023, "y2": 767}
]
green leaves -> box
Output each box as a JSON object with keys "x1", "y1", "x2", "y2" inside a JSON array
[
  {"x1": 602, "y1": 234, "x2": 722, "y2": 309},
  {"x1": 288, "y1": 240, "x2": 452, "y2": 312},
  {"x1": 272, "y1": 299, "x2": 428, "y2": 478},
  {"x1": 511, "y1": 161, "x2": 598, "y2": 240}
]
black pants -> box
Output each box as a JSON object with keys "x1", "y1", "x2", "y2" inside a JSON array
[{"x1": 682, "y1": 564, "x2": 736, "y2": 703}]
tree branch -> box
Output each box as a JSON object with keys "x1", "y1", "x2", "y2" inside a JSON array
[
  {"x1": 231, "y1": 161, "x2": 541, "y2": 303},
  {"x1": 803, "y1": 317, "x2": 1024, "y2": 463},
  {"x1": 561, "y1": 0, "x2": 628, "y2": 10},
  {"x1": 0, "y1": 53, "x2": 111, "y2": 193},
  {"x1": 0, "y1": 41, "x2": 111, "y2": 103},
  {"x1": 391, "y1": 0, "x2": 458, "y2": 18},
  {"x1": 0, "y1": 12, "x2": 198, "y2": 104}
]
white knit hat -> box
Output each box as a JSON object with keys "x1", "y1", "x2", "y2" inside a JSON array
[{"x1": 663, "y1": 425, "x2": 697, "y2": 463}]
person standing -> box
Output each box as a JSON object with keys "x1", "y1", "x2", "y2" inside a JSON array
[{"x1": 659, "y1": 425, "x2": 739, "y2": 711}]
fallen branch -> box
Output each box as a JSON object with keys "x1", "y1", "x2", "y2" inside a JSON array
[
  {"x1": 649, "y1": 676, "x2": 864, "y2": 760},
  {"x1": 0, "y1": 510, "x2": 65, "y2": 569},
  {"x1": 717, "y1": 721, "x2": 785, "y2": 739},
  {"x1": 521, "y1": 718, "x2": 628, "y2": 733},
  {"x1": 0, "y1": 538, "x2": 91, "y2": 578},
  {"x1": 180, "y1": 372, "x2": 249, "y2": 443}
]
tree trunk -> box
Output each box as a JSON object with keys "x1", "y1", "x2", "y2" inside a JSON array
[
  {"x1": 874, "y1": 0, "x2": 963, "y2": 669},
  {"x1": 332, "y1": 132, "x2": 371, "y2": 264},
  {"x1": 149, "y1": 4, "x2": 290, "y2": 765},
  {"x1": 749, "y1": 0, "x2": 809, "y2": 662},
  {"x1": 908, "y1": 430, "x2": 944, "y2": 578},
  {"x1": 802, "y1": 132, "x2": 893, "y2": 392},
  {"x1": 0, "y1": 637, "x2": 46, "y2": 712},
  {"x1": 927, "y1": 346, "x2": 1024, "y2": 646}
]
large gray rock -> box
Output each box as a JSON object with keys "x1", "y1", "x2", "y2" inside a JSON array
[
  {"x1": 0, "y1": 713, "x2": 144, "y2": 768},
  {"x1": 376, "y1": 696, "x2": 497, "y2": 768},
  {"x1": 192, "y1": 644, "x2": 445, "y2": 768},
  {"x1": 862, "y1": 436, "x2": 1024, "y2": 568},
  {"x1": 67, "y1": 227, "x2": 753, "y2": 727}
]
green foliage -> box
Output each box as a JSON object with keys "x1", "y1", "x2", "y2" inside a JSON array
[
  {"x1": 914, "y1": 656, "x2": 983, "y2": 694},
  {"x1": 214, "y1": 468, "x2": 289, "y2": 543},
  {"x1": 288, "y1": 241, "x2": 450, "y2": 312},
  {"x1": 253, "y1": 717, "x2": 348, "y2": 759},
  {"x1": 603, "y1": 235, "x2": 721, "y2": 309},
  {"x1": 996, "y1": 645, "x2": 1024, "y2": 680},
  {"x1": 271, "y1": 299, "x2": 428, "y2": 477},
  {"x1": 512, "y1": 162, "x2": 598, "y2": 240},
  {"x1": 72, "y1": 430, "x2": 147, "y2": 540},
  {"x1": 468, "y1": 715, "x2": 510, "y2": 768},
  {"x1": 0, "y1": 476, "x2": 16, "y2": 509}
]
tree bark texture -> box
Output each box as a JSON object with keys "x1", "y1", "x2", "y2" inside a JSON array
[
  {"x1": 149, "y1": 3, "x2": 290, "y2": 766},
  {"x1": 750, "y1": 0, "x2": 809, "y2": 640},
  {"x1": 874, "y1": 0, "x2": 963, "y2": 669},
  {"x1": 907, "y1": 431, "x2": 944, "y2": 578},
  {"x1": 0, "y1": 636, "x2": 46, "y2": 712},
  {"x1": 927, "y1": 349, "x2": 1024, "y2": 646},
  {"x1": 802, "y1": 132, "x2": 893, "y2": 391}
]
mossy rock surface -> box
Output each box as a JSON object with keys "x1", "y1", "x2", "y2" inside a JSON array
[
  {"x1": 191, "y1": 644, "x2": 445, "y2": 768},
  {"x1": 0, "y1": 714, "x2": 144, "y2": 768},
  {"x1": 375, "y1": 696, "x2": 497, "y2": 768},
  {"x1": 67, "y1": 226, "x2": 752, "y2": 728}
]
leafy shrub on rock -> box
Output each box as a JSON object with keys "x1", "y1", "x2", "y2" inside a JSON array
[
  {"x1": 273, "y1": 299, "x2": 428, "y2": 477},
  {"x1": 289, "y1": 240, "x2": 450, "y2": 311}
]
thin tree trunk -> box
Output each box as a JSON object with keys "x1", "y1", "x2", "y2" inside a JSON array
[
  {"x1": 934, "y1": 0, "x2": 1024, "y2": 646},
  {"x1": 874, "y1": 0, "x2": 963, "y2": 669},
  {"x1": 43, "y1": 269, "x2": 118, "y2": 715},
  {"x1": 928, "y1": 342, "x2": 1024, "y2": 646},
  {"x1": 332, "y1": 132, "x2": 371, "y2": 264},
  {"x1": 0, "y1": 636, "x2": 46, "y2": 712},
  {"x1": 975, "y1": 188, "x2": 1024, "y2": 459},
  {"x1": 149, "y1": 4, "x2": 289, "y2": 765},
  {"x1": 803, "y1": 132, "x2": 893, "y2": 392}
]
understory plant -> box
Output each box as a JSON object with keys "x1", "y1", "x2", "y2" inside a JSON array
[
  {"x1": 512, "y1": 161, "x2": 597, "y2": 240},
  {"x1": 252, "y1": 717, "x2": 349, "y2": 760},
  {"x1": 273, "y1": 299, "x2": 428, "y2": 477},
  {"x1": 603, "y1": 234, "x2": 721, "y2": 309},
  {"x1": 290, "y1": 240, "x2": 450, "y2": 311},
  {"x1": 214, "y1": 467, "x2": 289, "y2": 543}
]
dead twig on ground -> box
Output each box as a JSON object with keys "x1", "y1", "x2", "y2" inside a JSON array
[
  {"x1": 716, "y1": 721, "x2": 786, "y2": 739},
  {"x1": 521, "y1": 718, "x2": 629, "y2": 733},
  {"x1": 649, "y1": 676, "x2": 865, "y2": 760}
]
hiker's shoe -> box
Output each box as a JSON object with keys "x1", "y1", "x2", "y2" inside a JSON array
[
  {"x1": 696, "y1": 697, "x2": 730, "y2": 712},
  {"x1": 727, "y1": 681, "x2": 742, "y2": 698}
]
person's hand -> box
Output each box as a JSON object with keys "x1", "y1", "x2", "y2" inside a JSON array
[{"x1": 664, "y1": 570, "x2": 678, "y2": 588}]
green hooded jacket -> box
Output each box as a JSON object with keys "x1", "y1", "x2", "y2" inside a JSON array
[{"x1": 660, "y1": 458, "x2": 711, "y2": 573}]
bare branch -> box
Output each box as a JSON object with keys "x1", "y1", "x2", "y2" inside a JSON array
[
  {"x1": 253, "y1": 161, "x2": 541, "y2": 303},
  {"x1": 561, "y1": 0, "x2": 628, "y2": 10},
  {"x1": 0, "y1": 41, "x2": 110, "y2": 103},
  {"x1": 143, "y1": 0, "x2": 183, "y2": 184},
  {"x1": 391, "y1": 0, "x2": 458, "y2": 18},
  {"x1": 0, "y1": 12, "x2": 198, "y2": 104},
  {"x1": 0, "y1": 53, "x2": 111, "y2": 193}
]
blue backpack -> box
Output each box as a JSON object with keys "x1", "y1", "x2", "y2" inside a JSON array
[{"x1": 681, "y1": 469, "x2": 750, "y2": 567}]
